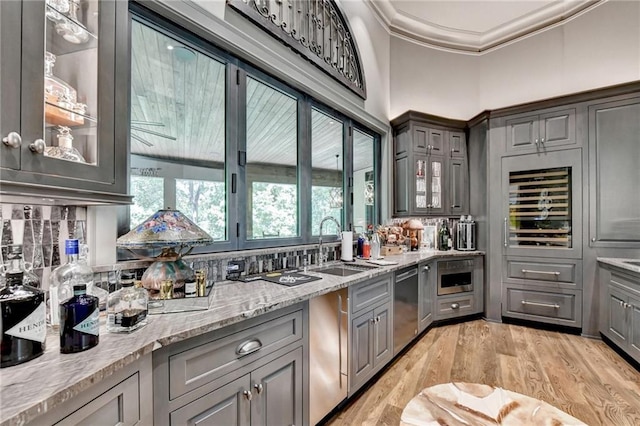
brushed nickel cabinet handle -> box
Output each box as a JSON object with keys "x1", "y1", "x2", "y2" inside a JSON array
[
  {"x1": 504, "y1": 218, "x2": 508, "y2": 248},
  {"x1": 521, "y1": 300, "x2": 560, "y2": 309},
  {"x1": 29, "y1": 139, "x2": 45, "y2": 154},
  {"x1": 236, "y1": 338, "x2": 262, "y2": 356},
  {"x1": 423, "y1": 265, "x2": 430, "y2": 271},
  {"x1": 2, "y1": 132, "x2": 21, "y2": 148},
  {"x1": 451, "y1": 303, "x2": 460, "y2": 309},
  {"x1": 591, "y1": 237, "x2": 596, "y2": 242},
  {"x1": 540, "y1": 137, "x2": 545, "y2": 145},
  {"x1": 254, "y1": 383, "x2": 263, "y2": 394},
  {"x1": 243, "y1": 390, "x2": 252, "y2": 401},
  {"x1": 521, "y1": 269, "x2": 561, "y2": 276}
]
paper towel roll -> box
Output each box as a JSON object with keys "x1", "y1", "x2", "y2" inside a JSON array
[{"x1": 341, "y1": 231, "x2": 353, "y2": 261}]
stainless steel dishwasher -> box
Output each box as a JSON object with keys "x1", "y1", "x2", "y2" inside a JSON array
[
  {"x1": 393, "y1": 265, "x2": 419, "y2": 355},
  {"x1": 309, "y1": 288, "x2": 349, "y2": 425}
]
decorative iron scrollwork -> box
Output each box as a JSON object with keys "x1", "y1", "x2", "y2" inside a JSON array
[{"x1": 227, "y1": 0, "x2": 366, "y2": 99}]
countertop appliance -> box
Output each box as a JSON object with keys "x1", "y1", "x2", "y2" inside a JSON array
[
  {"x1": 437, "y1": 258, "x2": 474, "y2": 295},
  {"x1": 310, "y1": 288, "x2": 349, "y2": 425},
  {"x1": 456, "y1": 216, "x2": 476, "y2": 251},
  {"x1": 393, "y1": 265, "x2": 419, "y2": 355}
]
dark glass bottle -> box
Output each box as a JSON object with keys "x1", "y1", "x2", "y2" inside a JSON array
[
  {"x1": 439, "y1": 220, "x2": 450, "y2": 251},
  {"x1": 0, "y1": 246, "x2": 46, "y2": 368},
  {"x1": 60, "y1": 284, "x2": 99, "y2": 354}
]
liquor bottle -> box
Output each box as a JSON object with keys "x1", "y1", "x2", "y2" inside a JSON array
[
  {"x1": 107, "y1": 271, "x2": 148, "y2": 333},
  {"x1": 438, "y1": 220, "x2": 450, "y2": 251},
  {"x1": 0, "y1": 246, "x2": 46, "y2": 368},
  {"x1": 60, "y1": 284, "x2": 99, "y2": 353},
  {"x1": 0, "y1": 246, "x2": 40, "y2": 289}
]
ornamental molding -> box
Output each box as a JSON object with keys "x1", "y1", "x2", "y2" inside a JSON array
[{"x1": 227, "y1": 0, "x2": 367, "y2": 99}]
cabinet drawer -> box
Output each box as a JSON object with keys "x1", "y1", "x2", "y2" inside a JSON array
[
  {"x1": 507, "y1": 260, "x2": 577, "y2": 284},
  {"x1": 610, "y1": 270, "x2": 640, "y2": 299},
  {"x1": 505, "y1": 288, "x2": 577, "y2": 322},
  {"x1": 350, "y1": 275, "x2": 391, "y2": 314},
  {"x1": 168, "y1": 310, "x2": 303, "y2": 400},
  {"x1": 436, "y1": 294, "x2": 475, "y2": 320}
]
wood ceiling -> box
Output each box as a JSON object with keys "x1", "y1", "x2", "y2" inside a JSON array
[{"x1": 130, "y1": 21, "x2": 373, "y2": 175}]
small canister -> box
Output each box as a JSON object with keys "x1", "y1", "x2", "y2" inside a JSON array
[{"x1": 195, "y1": 270, "x2": 207, "y2": 297}]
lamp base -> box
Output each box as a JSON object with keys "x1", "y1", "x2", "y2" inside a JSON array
[{"x1": 141, "y1": 248, "x2": 195, "y2": 293}]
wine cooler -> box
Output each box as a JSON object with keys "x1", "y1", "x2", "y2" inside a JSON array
[{"x1": 502, "y1": 150, "x2": 582, "y2": 259}]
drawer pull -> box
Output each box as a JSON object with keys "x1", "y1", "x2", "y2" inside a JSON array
[
  {"x1": 521, "y1": 300, "x2": 560, "y2": 309},
  {"x1": 236, "y1": 338, "x2": 262, "y2": 356},
  {"x1": 521, "y1": 269, "x2": 561, "y2": 277},
  {"x1": 451, "y1": 303, "x2": 460, "y2": 310}
]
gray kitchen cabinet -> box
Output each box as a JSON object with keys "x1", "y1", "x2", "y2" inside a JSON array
[
  {"x1": 153, "y1": 304, "x2": 306, "y2": 426},
  {"x1": 0, "y1": 0, "x2": 131, "y2": 204},
  {"x1": 32, "y1": 355, "x2": 153, "y2": 426},
  {"x1": 391, "y1": 111, "x2": 468, "y2": 217},
  {"x1": 434, "y1": 256, "x2": 484, "y2": 321},
  {"x1": 587, "y1": 95, "x2": 640, "y2": 247},
  {"x1": 504, "y1": 107, "x2": 577, "y2": 156},
  {"x1": 418, "y1": 261, "x2": 435, "y2": 332},
  {"x1": 372, "y1": 301, "x2": 392, "y2": 367},
  {"x1": 600, "y1": 264, "x2": 640, "y2": 363}
]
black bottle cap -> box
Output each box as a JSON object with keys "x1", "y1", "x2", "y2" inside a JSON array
[
  {"x1": 73, "y1": 284, "x2": 87, "y2": 292},
  {"x1": 120, "y1": 271, "x2": 135, "y2": 287}
]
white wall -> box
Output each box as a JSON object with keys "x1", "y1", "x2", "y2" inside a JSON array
[{"x1": 390, "y1": 0, "x2": 640, "y2": 120}]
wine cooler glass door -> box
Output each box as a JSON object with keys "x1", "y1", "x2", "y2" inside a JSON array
[{"x1": 502, "y1": 149, "x2": 582, "y2": 259}]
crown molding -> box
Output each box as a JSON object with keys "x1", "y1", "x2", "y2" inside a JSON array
[{"x1": 365, "y1": 0, "x2": 605, "y2": 53}]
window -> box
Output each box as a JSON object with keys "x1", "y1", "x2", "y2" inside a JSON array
[{"x1": 121, "y1": 7, "x2": 380, "y2": 256}]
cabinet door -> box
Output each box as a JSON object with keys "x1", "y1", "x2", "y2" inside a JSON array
[
  {"x1": 502, "y1": 149, "x2": 582, "y2": 259},
  {"x1": 0, "y1": 0, "x2": 22, "y2": 171},
  {"x1": 448, "y1": 157, "x2": 468, "y2": 215},
  {"x1": 505, "y1": 114, "x2": 539, "y2": 153},
  {"x1": 394, "y1": 155, "x2": 411, "y2": 216},
  {"x1": 606, "y1": 286, "x2": 629, "y2": 348},
  {"x1": 250, "y1": 348, "x2": 303, "y2": 426},
  {"x1": 419, "y1": 262, "x2": 434, "y2": 332},
  {"x1": 629, "y1": 296, "x2": 640, "y2": 360},
  {"x1": 350, "y1": 310, "x2": 374, "y2": 391},
  {"x1": 427, "y1": 128, "x2": 445, "y2": 154},
  {"x1": 588, "y1": 96, "x2": 640, "y2": 247},
  {"x1": 170, "y1": 375, "x2": 251, "y2": 426},
  {"x1": 449, "y1": 131, "x2": 466, "y2": 159},
  {"x1": 413, "y1": 125, "x2": 429, "y2": 153},
  {"x1": 412, "y1": 154, "x2": 430, "y2": 215},
  {"x1": 426, "y1": 154, "x2": 446, "y2": 215},
  {"x1": 538, "y1": 109, "x2": 576, "y2": 150},
  {"x1": 373, "y1": 302, "x2": 392, "y2": 368}
]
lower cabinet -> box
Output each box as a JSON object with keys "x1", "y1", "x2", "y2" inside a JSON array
[
  {"x1": 349, "y1": 300, "x2": 392, "y2": 395},
  {"x1": 600, "y1": 265, "x2": 640, "y2": 363},
  {"x1": 33, "y1": 355, "x2": 153, "y2": 426},
  {"x1": 170, "y1": 348, "x2": 303, "y2": 426},
  {"x1": 418, "y1": 261, "x2": 435, "y2": 332},
  {"x1": 153, "y1": 303, "x2": 306, "y2": 426}
]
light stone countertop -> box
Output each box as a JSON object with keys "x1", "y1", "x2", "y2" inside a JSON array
[
  {"x1": 597, "y1": 257, "x2": 640, "y2": 275},
  {"x1": 0, "y1": 250, "x2": 483, "y2": 426}
]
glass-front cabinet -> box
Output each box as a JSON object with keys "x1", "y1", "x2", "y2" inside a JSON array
[
  {"x1": 413, "y1": 154, "x2": 445, "y2": 215},
  {"x1": 0, "y1": 0, "x2": 130, "y2": 203},
  {"x1": 502, "y1": 149, "x2": 582, "y2": 259}
]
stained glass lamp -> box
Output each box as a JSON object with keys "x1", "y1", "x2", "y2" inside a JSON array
[{"x1": 116, "y1": 208, "x2": 213, "y2": 293}]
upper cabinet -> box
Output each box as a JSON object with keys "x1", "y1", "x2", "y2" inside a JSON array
[
  {"x1": 392, "y1": 112, "x2": 468, "y2": 217},
  {"x1": 587, "y1": 94, "x2": 640, "y2": 247},
  {"x1": 0, "y1": 0, "x2": 131, "y2": 204},
  {"x1": 504, "y1": 107, "x2": 577, "y2": 156}
]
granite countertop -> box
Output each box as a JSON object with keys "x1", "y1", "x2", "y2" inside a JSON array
[
  {"x1": 597, "y1": 257, "x2": 640, "y2": 275},
  {"x1": 0, "y1": 249, "x2": 483, "y2": 426}
]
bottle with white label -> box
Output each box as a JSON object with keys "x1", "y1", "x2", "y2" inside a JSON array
[
  {"x1": 0, "y1": 246, "x2": 46, "y2": 368},
  {"x1": 60, "y1": 284, "x2": 99, "y2": 354}
]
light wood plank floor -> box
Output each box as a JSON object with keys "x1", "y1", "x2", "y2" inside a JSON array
[{"x1": 326, "y1": 319, "x2": 640, "y2": 426}]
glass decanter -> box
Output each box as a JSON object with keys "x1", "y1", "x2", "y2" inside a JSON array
[
  {"x1": 44, "y1": 51, "x2": 77, "y2": 109},
  {"x1": 44, "y1": 126, "x2": 86, "y2": 163},
  {"x1": 55, "y1": 0, "x2": 90, "y2": 44},
  {"x1": 46, "y1": 0, "x2": 70, "y2": 23}
]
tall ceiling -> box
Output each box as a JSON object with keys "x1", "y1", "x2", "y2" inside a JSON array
[{"x1": 367, "y1": 0, "x2": 604, "y2": 52}]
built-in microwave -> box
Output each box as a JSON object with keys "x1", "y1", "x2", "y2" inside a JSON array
[{"x1": 437, "y1": 259, "x2": 474, "y2": 295}]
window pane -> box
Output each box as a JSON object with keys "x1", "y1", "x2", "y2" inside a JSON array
[
  {"x1": 129, "y1": 20, "x2": 226, "y2": 237},
  {"x1": 311, "y1": 109, "x2": 343, "y2": 236},
  {"x1": 176, "y1": 179, "x2": 226, "y2": 241},
  {"x1": 353, "y1": 129, "x2": 375, "y2": 232},
  {"x1": 246, "y1": 77, "x2": 298, "y2": 239},
  {"x1": 130, "y1": 175, "x2": 164, "y2": 225}
]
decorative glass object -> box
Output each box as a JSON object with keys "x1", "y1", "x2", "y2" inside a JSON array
[
  {"x1": 44, "y1": 126, "x2": 86, "y2": 163},
  {"x1": 116, "y1": 209, "x2": 213, "y2": 294},
  {"x1": 46, "y1": 0, "x2": 70, "y2": 23},
  {"x1": 54, "y1": 0, "x2": 91, "y2": 44},
  {"x1": 45, "y1": 51, "x2": 77, "y2": 107}
]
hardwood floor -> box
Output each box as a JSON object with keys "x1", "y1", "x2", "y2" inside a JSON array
[{"x1": 326, "y1": 320, "x2": 640, "y2": 426}]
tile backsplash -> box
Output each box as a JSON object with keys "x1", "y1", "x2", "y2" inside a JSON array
[{"x1": 1, "y1": 204, "x2": 86, "y2": 290}]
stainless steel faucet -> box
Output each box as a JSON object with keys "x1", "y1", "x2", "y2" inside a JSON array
[{"x1": 318, "y1": 216, "x2": 342, "y2": 267}]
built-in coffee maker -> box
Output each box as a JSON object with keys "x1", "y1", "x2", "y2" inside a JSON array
[{"x1": 456, "y1": 215, "x2": 476, "y2": 251}]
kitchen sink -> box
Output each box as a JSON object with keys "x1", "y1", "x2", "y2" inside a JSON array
[
  {"x1": 623, "y1": 260, "x2": 640, "y2": 267},
  {"x1": 314, "y1": 263, "x2": 379, "y2": 277}
]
